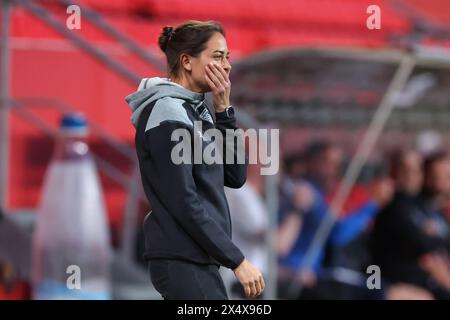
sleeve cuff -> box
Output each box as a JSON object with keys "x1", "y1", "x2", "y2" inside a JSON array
[
  {"x1": 229, "y1": 253, "x2": 245, "y2": 270},
  {"x1": 215, "y1": 106, "x2": 235, "y2": 120}
]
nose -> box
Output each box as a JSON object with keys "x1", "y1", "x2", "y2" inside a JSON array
[{"x1": 222, "y1": 59, "x2": 232, "y2": 75}]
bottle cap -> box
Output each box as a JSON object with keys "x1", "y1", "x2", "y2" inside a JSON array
[{"x1": 60, "y1": 113, "x2": 88, "y2": 135}]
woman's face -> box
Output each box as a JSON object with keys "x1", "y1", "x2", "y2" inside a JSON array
[{"x1": 186, "y1": 32, "x2": 231, "y2": 92}]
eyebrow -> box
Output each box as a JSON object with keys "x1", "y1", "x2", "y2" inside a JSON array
[{"x1": 213, "y1": 50, "x2": 230, "y2": 55}]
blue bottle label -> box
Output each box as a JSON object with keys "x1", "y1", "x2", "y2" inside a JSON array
[{"x1": 35, "y1": 280, "x2": 111, "y2": 300}]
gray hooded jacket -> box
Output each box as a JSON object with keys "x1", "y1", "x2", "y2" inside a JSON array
[{"x1": 125, "y1": 77, "x2": 247, "y2": 269}]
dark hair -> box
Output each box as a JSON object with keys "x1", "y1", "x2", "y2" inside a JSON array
[
  {"x1": 158, "y1": 20, "x2": 225, "y2": 77},
  {"x1": 388, "y1": 148, "x2": 417, "y2": 179},
  {"x1": 423, "y1": 150, "x2": 448, "y2": 178},
  {"x1": 422, "y1": 150, "x2": 449, "y2": 195},
  {"x1": 304, "y1": 140, "x2": 334, "y2": 162},
  {"x1": 283, "y1": 151, "x2": 304, "y2": 175}
]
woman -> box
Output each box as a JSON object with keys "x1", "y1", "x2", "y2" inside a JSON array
[{"x1": 125, "y1": 20, "x2": 265, "y2": 300}]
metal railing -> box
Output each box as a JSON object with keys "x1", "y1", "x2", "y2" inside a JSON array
[{"x1": 55, "y1": 0, "x2": 165, "y2": 71}]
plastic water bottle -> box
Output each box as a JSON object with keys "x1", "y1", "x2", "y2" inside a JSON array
[{"x1": 32, "y1": 113, "x2": 112, "y2": 299}]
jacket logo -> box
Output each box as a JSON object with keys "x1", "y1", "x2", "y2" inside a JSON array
[
  {"x1": 199, "y1": 107, "x2": 214, "y2": 124},
  {"x1": 195, "y1": 103, "x2": 214, "y2": 124}
]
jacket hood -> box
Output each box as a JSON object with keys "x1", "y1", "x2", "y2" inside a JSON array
[{"x1": 125, "y1": 77, "x2": 206, "y2": 128}]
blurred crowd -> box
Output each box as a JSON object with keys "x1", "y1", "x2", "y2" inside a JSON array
[{"x1": 224, "y1": 140, "x2": 450, "y2": 300}]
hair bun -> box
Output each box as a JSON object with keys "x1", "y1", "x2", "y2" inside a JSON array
[
  {"x1": 158, "y1": 26, "x2": 174, "y2": 52},
  {"x1": 163, "y1": 26, "x2": 174, "y2": 37}
]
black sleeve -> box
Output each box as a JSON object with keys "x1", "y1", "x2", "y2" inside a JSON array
[
  {"x1": 390, "y1": 202, "x2": 447, "y2": 255},
  {"x1": 145, "y1": 120, "x2": 245, "y2": 269},
  {"x1": 215, "y1": 109, "x2": 248, "y2": 188}
]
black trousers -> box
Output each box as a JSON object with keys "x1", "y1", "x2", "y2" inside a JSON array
[{"x1": 148, "y1": 259, "x2": 229, "y2": 300}]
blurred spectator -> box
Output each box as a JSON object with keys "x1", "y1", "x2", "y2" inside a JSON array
[
  {"x1": 277, "y1": 151, "x2": 313, "y2": 259},
  {"x1": 277, "y1": 140, "x2": 393, "y2": 299},
  {"x1": 388, "y1": 148, "x2": 424, "y2": 195},
  {"x1": 372, "y1": 150, "x2": 450, "y2": 299}
]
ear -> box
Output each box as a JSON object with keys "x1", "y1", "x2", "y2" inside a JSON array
[{"x1": 180, "y1": 54, "x2": 192, "y2": 72}]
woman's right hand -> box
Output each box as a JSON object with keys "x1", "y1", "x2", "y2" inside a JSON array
[{"x1": 233, "y1": 259, "x2": 265, "y2": 298}]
